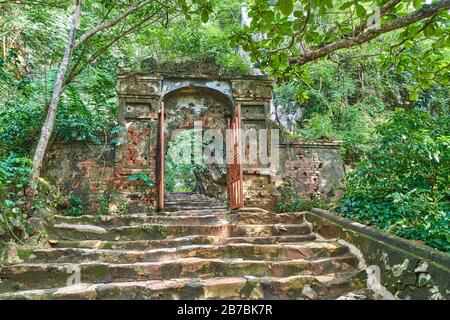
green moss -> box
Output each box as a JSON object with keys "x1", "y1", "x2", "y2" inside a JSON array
[
  {"x1": 17, "y1": 248, "x2": 34, "y2": 259},
  {"x1": 354, "y1": 278, "x2": 367, "y2": 290},
  {"x1": 241, "y1": 280, "x2": 259, "y2": 298},
  {"x1": 64, "y1": 195, "x2": 86, "y2": 216},
  {"x1": 140, "y1": 225, "x2": 168, "y2": 239},
  {"x1": 202, "y1": 263, "x2": 212, "y2": 274},
  {"x1": 91, "y1": 265, "x2": 108, "y2": 280},
  {"x1": 184, "y1": 282, "x2": 203, "y2": 299},
  {"x1": 97, "y1": 286, "x2": 121, "y2": 299},
  {"x1": 13, "y1": 283, "x2": 22, "y2": 291}
]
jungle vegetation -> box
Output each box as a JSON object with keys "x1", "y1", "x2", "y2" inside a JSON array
[{"x1": 0, "y1": 0, "x2": 448, "y2": 251}]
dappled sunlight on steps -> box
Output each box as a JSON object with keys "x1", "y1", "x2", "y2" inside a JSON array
[{"x1": 0, "y1": 206, "x2": 379, "y2": 300}]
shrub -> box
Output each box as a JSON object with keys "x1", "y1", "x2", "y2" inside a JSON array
[
  {"x1": 97, "y1": 192, "x2": 110, "y2": 216},
  {"x1": 339, "y1": 109, "x2": 449, "y2": 252},
  {"x1": 64, "y1": 195, "x2": 86, "y2": 216},
  {"x1": 0, "y1": 154, "x2": 32, "y2": 242},
  {"x1": 0, "y1": 154, "x2": 63, "y2": 242},
  {"x1": 274, "y1": 184, "x2": 326, "y2": 213}
]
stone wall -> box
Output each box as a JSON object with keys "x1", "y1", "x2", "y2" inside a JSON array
[
  {"x1": 43, "y1": 68, "x2": 274, "y2": 212},
  {"x1": 42, "y1": 142, "x2": 114, "y2": 213},
  {"x1": 278, "y1": 140, "x2": 345, "y2": 200},
  {"x1": 41, "y1": 62, "x2": 346, "y2": 212},
  {"x1": 307, "y1": 209, "x2": 450, "y2": 300},
  {"x1": 41, "y1": 138, "x2": 347, "y2": 212}
]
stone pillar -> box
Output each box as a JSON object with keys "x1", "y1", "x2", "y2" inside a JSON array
[
  {"x1": 231, "y1": 77, "x2": 275, "y2": 209},
  {"x1": 112, "y1": 72, "x2": 162, "y2": 212}
]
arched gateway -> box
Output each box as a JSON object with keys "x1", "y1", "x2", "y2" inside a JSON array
[{"x1": 114, "y1": 61, "x2": 275, "y2": 211}]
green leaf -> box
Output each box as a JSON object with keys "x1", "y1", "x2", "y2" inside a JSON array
[
  {"x1": 277, "y1": 0, "x2": 294, "y2": 16},
  {"x1": 404, "y1": 40, "x2": 414, "y2": 48},
  {"x1": 355, "y1": 4, "x2": 366, "y2": 16},
  {"x1": 413, "y1": 0, "x2": 423, "y2": 10},
  {"x1": 324, "y1": 0, "x2": 333, "y2": 9},
  {"x1": 409, "y1": 90, "x2": 419, "y2": 101},
  {"x1": 424, "y1": 24, "x2": 436, "y2": 37},
  {"x1": 201, "y1": 10, "x2": 209, "y2": 23},
  {"x1": 340, "y1": 1, "x2": 353, "y2": 10}
]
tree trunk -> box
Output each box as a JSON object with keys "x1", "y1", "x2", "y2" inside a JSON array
[{"x1": 27, "y1": 0, "x2": 82, "y2": 200}]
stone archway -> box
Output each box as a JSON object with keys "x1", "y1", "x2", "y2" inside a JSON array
[
  {"x1": 42, "y1": 60, "x2": 346, "y2": 215},
  {"x1": 157, "y1": 86, "x2": 234, "y2": 209},
  {"x1": 114, "y1": 61, "x2": 274, "y2": 212}
]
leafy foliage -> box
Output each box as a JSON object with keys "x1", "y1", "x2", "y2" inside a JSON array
[
  {"x1": 63, "y1": 195, "x2": 86, "y2": 217},
  {"x1": 96, "y1": 192, "x2": 111, "y2": 216},
  {"x1": 165, "y1": 129, "x2": 206, "y2": 193},
  {"x1": 0, "y1": 154, "x2": 32, "y2": 240},
  {"x1": 273, "y1": 49, "x2": 450, "y2": 164},
  {"x1": 128, "y1": 173, "x2": 155, "y2": 187},
  {"x1": 233, "y1": 0, "x2": 450, "y2": 87},
  {"x1": 0, "y1": 154, "x2": 63, "y2": 241},
  {"x1": 274, "y1": 184, "x2": 326, "y2": 213},
  {"x1": 339, "y1": 109, "x2": 450, "y2": 252},
  {"x1": 130, "y1": 0, "x2": 249, "y2": 73}
]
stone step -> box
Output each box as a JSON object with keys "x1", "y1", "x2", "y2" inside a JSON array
[
  {"x1": 163, "y1": 206, "x2": 227, "y2": 212},
  {"x1": 164, "y1": 193, "x2": 211, "y2": 199},
  {"x1": 261, "y1": 271, "x2": 365, "y2": 300},
  {"x1": 54, "y1": 214, "x2": 222, "y2": 227},
  {"x1": 0, "y1": 256, "x2": 358, "y2": 293},
  {"x1": 163, "y1": 198, "x2": 216, "y2": 204},
  {"x1": 228, "y1": 212, "x2": 306, "y2": 225},
  {"x1": 0, "y1": 273, "x2": 364, "y2": 300},
  {"x1": 163, "y1": 200, "x2": 224, "y2": 206},
  {"x1": 163, "y1": 204, "x2": 223, "y2": 209},
  {"x1": 160, "y1": 209, "x2": 229, "y2": 215},
  {"x1": 15, "y1": 242, "x2": 349, "y2": 264},
  {"x1": 53, "y1": 212, "x2": 306, "y2": 227},
  {"x1": 50, "y1": 223, "x2": 313, "y2": 241},
  {"x1": 49, "y1": 234, "x2": 317, "y2": 250},
  {"x1": 336, "y1": 289, "x2": 382, "y2": 300}
]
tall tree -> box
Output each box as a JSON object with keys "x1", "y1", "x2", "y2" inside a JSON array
[
  {"x1": 19, "y1": 0, "x2": 214, "y2": 202},
  {"x1": 29, "y1": 0, "x2": 82, "y2": 197}
]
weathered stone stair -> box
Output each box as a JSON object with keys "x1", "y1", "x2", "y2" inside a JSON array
[
  {"x1": 164, "y1": 192, "x2": 227, "y2": 212},
  {"x1": 0, "y1": 206, "x2": 374, "y2": 300}
]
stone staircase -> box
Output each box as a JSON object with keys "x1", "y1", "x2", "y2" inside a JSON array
[
  {"x1": 0, "y1": 205, "x2": 376, "y2": 300},
  {"x1": 164, "y1": 192, "x2": 227, "y2": 212}
]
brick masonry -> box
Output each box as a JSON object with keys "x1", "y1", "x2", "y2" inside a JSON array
[
  {"x1": 42, "y1": 61, "x2": 345, "y2": 212},
  {"x1": 278, "y1": 140, "x2": 345, "y2": 200}
]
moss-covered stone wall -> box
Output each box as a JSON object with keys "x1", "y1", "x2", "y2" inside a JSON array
[{"x1": 307, "y1": 209, "x2": 450, "y2": 300}]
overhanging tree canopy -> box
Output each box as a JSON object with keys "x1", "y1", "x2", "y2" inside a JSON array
[
  {"x1": 6, "y1": 0, "x2": 215, "y2": 199},
  {"x1": 233, "y1": 0, "x2": 450, "y2": 86}
]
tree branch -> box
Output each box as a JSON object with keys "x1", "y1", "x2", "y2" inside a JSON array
[
  {"x1": 289, "y1": 0, "x2": 450, "y2": 66},
  {"x1": 64, "y1": 13, "x2": 161, "y2": 88},
  {"x1": 389, "y1": 15, "x2": 437, "y2": 54},
  {"x1": 0, "y1": 0, "x2": 68, "y2": 9},
  {"x1": 73, "y1": 0, "x2": 153, "y2": 48},
  {"x1": 353, "y1": 0, "x2": 402, "y2": 36}
]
